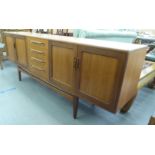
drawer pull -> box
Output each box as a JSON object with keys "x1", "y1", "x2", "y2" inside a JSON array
[
  {"x1": 31, "y1": 49, "x2": 45, "y2": 54},
  {"x1": 31, "y1": 57, "x2": 45, "y2": 63},
  {"x1": 31, "y1": 65, "x2": 45, "y2": 71},
  {"x1": 31, "y1": 41, "x2": 45, "y2": 46}
]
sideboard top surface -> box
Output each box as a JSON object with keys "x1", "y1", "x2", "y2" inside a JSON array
[{"x1": 5, "y1": 31, "x2": 148, "y2": 52}]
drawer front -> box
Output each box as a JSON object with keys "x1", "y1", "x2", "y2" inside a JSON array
[
  {"x1": 30, "y1": 49, "x2": 46, "y2": 61},
  {"x1": 27, "y1": 37, "x2": 49, "y2": 81},
  {"x1": 30, "y1": 58, "x2": 46, "y2": 69},
  {"x1": 30, "y1": 64, "x2": 48, "y2": 81},
  {"x1": 29, "y1": 57, "x2": 49, "y2": 81},
  {"x1": 29, "y1": 37, "x2": 48, "y2": 51}
]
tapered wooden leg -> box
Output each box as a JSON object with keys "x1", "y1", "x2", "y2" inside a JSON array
[
  {"x1": 18, "y1": 70, "x2": 22, "y2": 81},
  {"x1": 120, "y1": 95, "x2": 137, "y2": 113},
  {"x1": 73, "y1": 97, "x2": 79, "y2": 119},
  {"x1": 0, "y1": 62, "x2": 3, "y2": 70},
  {"x1": 148, "y1": 78, "x2": 155, "y2": 89},
  {"x1": 0, "y1": 57, "x2": 3, "y2": 70},
  {"x1": 148, "y1": 115, "x2": 155, "y2": 125}
]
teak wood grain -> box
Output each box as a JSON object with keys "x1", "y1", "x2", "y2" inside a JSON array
[
  {"x1": 117, "y1": 49, "x2": 147, "y2": 110},
  {"x1": 49, "y1": 42, "x2": 77, "y2": 93},
  {"x1": 76, "y1": 46, "x2": 126, "y2": 112},
  {"x1": 79, "y1": 52, "x2": 118, "y2": 103},
  {"x1": 4, "y1": 32, "x2": 148, "y2": 118},
  {"x1": 5, "y1": 36, "x2": 16, "y2": 62},
  {"x1": 15, "y1": 37, "x2": 28, "y2": 68},
  {"x1": 27, "y1": 37, "x2": 49, "y2": 81}
]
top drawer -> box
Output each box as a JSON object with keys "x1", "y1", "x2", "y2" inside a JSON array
[{"x1": 28, "y1": 37, "x2": 48, "y2": 51}]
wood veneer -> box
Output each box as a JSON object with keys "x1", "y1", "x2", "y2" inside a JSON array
[{"x1": 4, "y1": 32, "x2": 148, "y2": 118}]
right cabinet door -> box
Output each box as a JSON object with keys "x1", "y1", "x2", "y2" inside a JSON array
[{"x1": 77, "y1": 46, "x2": 125, "y2": 110}]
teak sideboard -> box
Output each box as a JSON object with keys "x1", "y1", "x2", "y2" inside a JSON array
[{"x1": 4, "y1": 32, "x2": 148, "y2": 118}]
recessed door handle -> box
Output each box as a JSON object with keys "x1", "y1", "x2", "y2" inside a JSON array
[
  {"x1": 73, "y1": 58, "x2": 80, "y2": 69},
  {"x1": 73, "y1": 57, "x2": 77, "y2": 69}
]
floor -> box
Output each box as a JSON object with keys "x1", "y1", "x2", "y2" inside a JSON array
[{"x1": 0, "y1": 61, "x2": 155, "y2": 125}]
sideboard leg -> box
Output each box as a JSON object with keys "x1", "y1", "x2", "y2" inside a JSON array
[
  {"x1": 73, "y1": 97, "x2": 79, "y2": 119},
  {"x1": 0, "y1": 63, "x2": 3, "y2": 70},
  {"x1": 148, "y1": 78, "x2": 155, "y2": 89},
  {"x1": 148, "y1": 115, "x2": 155, "y2": 125},
  {"x1": 0, "y1": 61, "x2": 3, "y2": 70},
  {"x1": 120, "y1": 94, "x2": 137, "y2": 113},
  {"x1": 152, "y1": 77, "x2": 155, "y2": 88},
  {"x1": 18, "y1": 70, "x2": 22, "y2": 81}
]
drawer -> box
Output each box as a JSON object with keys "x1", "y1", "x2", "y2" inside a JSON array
[
  {"x1": 28, "y1": 37, "x2": 48, "y2": 51},
  {"x1": 29, "y1": 59, "x2": 48, "y2": 81},
  {"x1": 29, "y1": 57, "x2": 48, "y2": 80},
  {"x1": 30, "y1": 64, "x2": 48, "y2": 81},
  {"x1": 30, "y1": 49, "x2": 46, "y2": 61},
  {"x1": 27, "y1": 37, "x2": 49, "y2": 81},
  {"x1": 30, "y1": 58, "x2": 46, "y2": 69}
]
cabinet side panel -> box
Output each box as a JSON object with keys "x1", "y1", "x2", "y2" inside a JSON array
[{"x1": 118, "y1": 49, "x2": 147, "y2": 109}]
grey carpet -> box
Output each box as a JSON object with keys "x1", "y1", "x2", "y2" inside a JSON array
[{"x1": 0, "y1": 61, "x2": 155, "y2": 125}]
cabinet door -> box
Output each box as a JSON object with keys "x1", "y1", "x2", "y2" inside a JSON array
[
  {"x1": 77, "y1": 46, "x2": 125, "y2": 110},
  {"x1": 15, "y1": 37, "x2": 28, "y2": 68},
  {"x1": 5, "y1": 36, "x2": 16, "y2": 62},
  {"x1": 49, "y1": 42, "x2": 77, "y2": 93}
]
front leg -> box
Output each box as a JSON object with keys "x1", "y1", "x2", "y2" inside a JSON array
[
  {"x1": 0, "y1": 56, "x2": 3, "y2": 70},
  {"x1": 18, "y1": 70, "x2": 22, "y2": 81},
  {"x1": 73, "y1": 97, "x2": 79, "y2": 119},
  {"x1": 120, "y1": 95, "x2": 137, "y2": 113},
  {"x1": 148, "y1": 115, "x2": 155, "y2": 125},
  {"x1": 152, "y1": 77, "x2": 155, "y2": 88},
  {"x1": 148, "y1": 77, "x2": 155, "y2": 89},
  {"x1": 0, "y1": 62, "x2": 3, "y2": 70}
]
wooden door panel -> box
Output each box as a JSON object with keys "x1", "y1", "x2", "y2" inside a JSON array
[
  {"x1": 6, "y1": 36, "x2": 16, "y2": 62},
  {"x1": 52, "y1": 46, "x2": 75, "y2": 88},
  {"x1": 79, "y1": 52, "x2": 119, "y2": 104},
  {"x1": 49, "y1": 42, "x2": 77, "y2": 93},
  {"x1": 16, "y1": 38, "x2": 28, "y2": 67}
]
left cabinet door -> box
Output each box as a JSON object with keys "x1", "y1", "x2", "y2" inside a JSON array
[
  {"x1": 5, "y1": 36, "x2": 16, "y2": 62},
  {"x1": 15, "y1": 37, "x2": 28, "y2": 68}
]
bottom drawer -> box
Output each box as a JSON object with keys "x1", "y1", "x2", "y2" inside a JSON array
[{"x1": 30, "y1": 64, "x2": 49, "y2": 81}]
